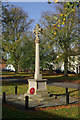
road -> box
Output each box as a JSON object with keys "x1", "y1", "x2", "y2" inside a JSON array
[
  {"x1": 48, "y1": 82, "x2": 80, "y2": 90},
  {"x1": 1, "y1": 77, "x2": 80, "y2": 90}
]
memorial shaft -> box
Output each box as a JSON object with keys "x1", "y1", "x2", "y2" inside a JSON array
[
  {"x1": 33, "y1": 24, "x2": 42, "y2": 80},
  {"x1": 35, "y1": 41, "x2": 40, "y2": 79}
]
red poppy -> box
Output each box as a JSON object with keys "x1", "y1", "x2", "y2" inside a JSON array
[{"x1": 30, "y1": 88, "x2": 35, "y2": 94}]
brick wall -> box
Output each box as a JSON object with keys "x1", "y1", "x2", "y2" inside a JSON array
[{"x1": 0, "y1": 59, "x2": 7, "y2": 70}]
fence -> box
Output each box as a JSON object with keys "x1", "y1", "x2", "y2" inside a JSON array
[
  {"x1": 2, "y1": 86, "x2": 29, "y2": 110},
  {"x1": 2, "y1": 85, "x2": 79, "y2": 110}
]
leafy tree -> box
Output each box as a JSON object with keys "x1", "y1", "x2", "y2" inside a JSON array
[
  {"x1": 2, "y1": 3, "x2": 33, "y2": 73},
  {"x1": 40, "y1": 2, "x2": 79, "y2": 76},
  {"x1": 40, "y1": 34, "x2": 57, "y2": 73},
  {"x1": 19, "y1": 32, "x2": 35, "y2": 72},
  {"x1": 0, "y1": 1, "x2": 2, "y2": 60}
]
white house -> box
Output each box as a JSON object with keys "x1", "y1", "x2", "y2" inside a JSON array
[
  {"x1": 5, "y1": 64, "x2": 15, "y2": 72},
  {"x1": 57, "y1": 55, "x2": 80, "y2": 74},
  {"x1": 47, "y1": 55, "x2": 80, "y2": 74}
]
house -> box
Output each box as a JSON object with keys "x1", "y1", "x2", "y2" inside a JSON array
[
  {"x1": 47, "y1": 55, "x2": 80, "y2": 74},
  {"x1": 68, "y1": 55, "x2": 80, "y2": 74},
  {"x1": 0, "y1": 59, "x2": 15, "y2": 72},
  {"x1": 56, "y1": 55, "x2": 80, "y2": 74},
  {"x1": 5, "y1": 64, "x2": 15, "y2": 72}
]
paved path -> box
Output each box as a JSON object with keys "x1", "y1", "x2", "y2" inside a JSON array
[
  {"x1": 48, "y1": 82, "x2": 80, "y2": 90},
  {"x1": 3, "y1": 94, "x2": 79, "y2": 111}
]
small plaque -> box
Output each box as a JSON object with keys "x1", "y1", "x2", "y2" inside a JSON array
[{"x1": 37, "y1": 82, "x2": 45, "y2": 90}]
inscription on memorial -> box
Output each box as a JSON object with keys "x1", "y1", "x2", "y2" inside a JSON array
[{"x1": 37, "y1": 82, "x2": 45, "y2": 90}]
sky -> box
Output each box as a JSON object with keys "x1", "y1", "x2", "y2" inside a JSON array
[{"x1": 8, "y1": 2, "x2": 57, "y2": 29}]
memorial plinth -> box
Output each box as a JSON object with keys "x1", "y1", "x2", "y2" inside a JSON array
[
  {"x1": 24, "y1": 24, "x2": 49, "y2": 100},
  {"x1": 26, "y1": 79, "x2": 48, "y2": 100}
]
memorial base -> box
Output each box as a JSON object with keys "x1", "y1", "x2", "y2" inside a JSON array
[{"x1": 24, "y1": 79, "x2": 49, "y2": 101}]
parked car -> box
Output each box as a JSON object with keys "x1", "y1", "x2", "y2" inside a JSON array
[
  {"x1": 67, "y1": 70, "x2": 76, "y2": 74},
  {"x1": 2, "y1": 68, "x2": 14, "y2": 72}
]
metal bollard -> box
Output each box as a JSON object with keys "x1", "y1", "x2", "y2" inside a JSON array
[
  {"x1": 66, "y1": 88, "x2": 69, "y2": 105},
  {"x1": 25, "y1": 96, "x2": 28, "y2": 110},
  {"x1": 3, "y1": 92, "x2": 6, "y2": 103},
  {"x1": 15, "y1": 86, "x2": 17, "y2": 94}
]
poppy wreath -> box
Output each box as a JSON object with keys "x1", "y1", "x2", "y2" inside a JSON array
[{"x1": 30, "y1": 88, "x2": 35, "y2": 94}]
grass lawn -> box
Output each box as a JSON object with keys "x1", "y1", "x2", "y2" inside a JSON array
[
  {"x1": 2, "y1": 84, "x2": 28, "y2": 95},
  {"x1": 1, "y1": 71, "x2": 80, "y2": 82},
  {"x1": 2, "y1": 104, "x2": 79, "y2": 119},
  {"x1": 2, "y1": 82, "x2": 79, "y2": 98}
]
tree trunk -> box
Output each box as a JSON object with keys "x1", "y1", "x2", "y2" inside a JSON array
[
  {"x1": 14, "y1": 62, "x2": 18, "y2": 74},
  {"x1": 64, "y1": 50, "x2": 68, "y2": 77},
  {"x1": 64, "y1": 62, "x2": 68, "y2": 76},
  {"x1": 15, "y1": 68, "x2": 18, "y2": 74}
]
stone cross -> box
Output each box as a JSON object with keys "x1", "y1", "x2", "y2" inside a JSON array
[
  {"x1": 33, "y1": 24, "x2": 42, "y2": 80},
  {"x1": 25, "y1": 24, "x2": 48, "y2": 98},
  {"x1": 33, "y1": 24, "x2": 42, "y2": 42}
]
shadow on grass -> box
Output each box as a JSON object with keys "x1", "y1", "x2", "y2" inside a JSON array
[
  {"x1": 2, "y1": 76, "x2": 33, "y2": 80},
  {"x1": 2, "y1": 102, "x2": 78, "y2": 120},
  {"x1": 2, "y1": 80, "x2": 28, "y2": 86},
  {"x1": 46, "y1": 75, "x2": 80, "y2": 83},
  {"x1": 2, "y1": 75, "x2": 80, "y2": 87},
  {"x1": 2, "y1": 75, "x2": 33, "y2": 86},
  {"x1": 2, "y1": 71, "x2": 34, "y2": 75}
]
